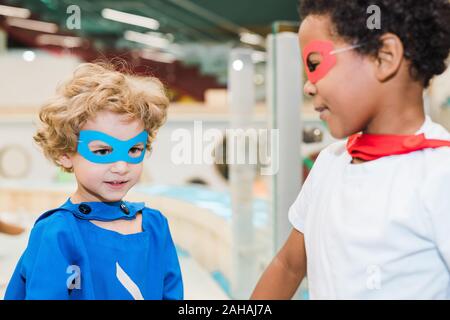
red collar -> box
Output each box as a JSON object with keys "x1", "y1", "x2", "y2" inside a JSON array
[{"x1": 347, "y1": 133, "x2": 450, "y2": 161}]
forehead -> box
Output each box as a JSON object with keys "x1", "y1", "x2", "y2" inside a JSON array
[
  {"x1": 298, "y1": 15, "x2": 337, "y2": 50},
  {"x1": 82, "y1": 110, "x2": 144, "y2": 140}
]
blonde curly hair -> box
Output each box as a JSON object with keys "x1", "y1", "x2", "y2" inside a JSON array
[{"x1": 34, "y1": 62, "x2": 169, "y2": 172}]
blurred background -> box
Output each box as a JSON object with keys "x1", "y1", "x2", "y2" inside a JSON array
[{"x1": 0, "y1": 0, "x2": 449, "y2": 300}]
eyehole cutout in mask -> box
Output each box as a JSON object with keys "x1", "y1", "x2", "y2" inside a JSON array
[{"x1": 302, "y1": 40, "x2": 337, "y2": 84}]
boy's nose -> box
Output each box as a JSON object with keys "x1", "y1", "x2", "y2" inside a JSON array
[
  {"x1": 303, "y1": 80, "x2": 317, "y2": 97},
  {"x1": 110, "y1": 161, "x2": 129, "y2": 174}
]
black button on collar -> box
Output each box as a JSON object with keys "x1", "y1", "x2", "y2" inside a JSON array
[
  {"x1": 120, "y1": 203, "x2": 130, "y2": 215},
  {"x1": 78, "y1": 204, "x2": 91, "y2": 215}
]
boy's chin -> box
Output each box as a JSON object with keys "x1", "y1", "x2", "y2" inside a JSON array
[
  {"x1": 98, "y1": 190, "x2": 129, "y2": 203},
  {"x1": 328, "y1": 127, "x2": 348, "y2": 140},
  {"x1": 102, "y1": 194, "x2": 127, "y2": 202},
  {"x1": 328, "y1": 123, "x2": 360, "y2": 140}
]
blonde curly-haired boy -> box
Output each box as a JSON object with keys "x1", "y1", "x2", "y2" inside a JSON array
[{"x1": 5, "y1": 63, "x2": 183, "y2": 300}]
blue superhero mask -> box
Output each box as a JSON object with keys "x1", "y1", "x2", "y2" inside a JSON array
[{"x1": 77, "y1": 130, "x2": 148, "y2": 164}]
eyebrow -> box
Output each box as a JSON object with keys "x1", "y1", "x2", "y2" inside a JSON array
[{"x1": 89, "y1": 144, "x2": 112, "y2": 149}]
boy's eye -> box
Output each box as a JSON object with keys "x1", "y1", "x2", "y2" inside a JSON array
[
  {"x1": 307, "y1": 60, "x2": 320, "y2": 72},
  {"x1": 306, "y1": 53, "x2": 322, "y2": 72},
  {"x1": 129, "y1": 146, "x2": 144, "y2": 157},
  {"x1": 92, "y1": 148, "x2": 112, "y2": 156}
]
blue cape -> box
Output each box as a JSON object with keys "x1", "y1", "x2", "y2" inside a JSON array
[{"x1": 4, "y1": 199, "x2": 183, "y2": 300}]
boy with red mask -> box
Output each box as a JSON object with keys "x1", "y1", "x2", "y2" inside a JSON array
[{"x1": 252, "y1": 0, "x2": 450, "y2": 299}]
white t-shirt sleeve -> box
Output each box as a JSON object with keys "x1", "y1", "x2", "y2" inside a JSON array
[
  {"x1": 421, "y1": 164, "x2": 450, "y2": 269},
  {"x1": 288, "y1": 147, "x2": 327, "y2": 233},
  {"x1": 288, "y1": 176, "x2": 311, "y2": 233}
]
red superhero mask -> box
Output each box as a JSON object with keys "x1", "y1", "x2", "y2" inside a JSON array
[{"x1": 302, "y1": 40, "x2": 361, "y2": 84}]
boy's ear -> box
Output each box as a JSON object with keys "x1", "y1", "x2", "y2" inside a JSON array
[
  {"x1": 58, "y1": 154, "x2": 73, "y2": 170},
  {"x1": 373, "y1": 33, "x2": 404, "y2": 82}
]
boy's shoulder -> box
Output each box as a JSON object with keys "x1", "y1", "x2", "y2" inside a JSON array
[
  {"x1": 421, "y1": 118, "x2": 450, "y2": 169},
  {"x1": 30, "y1": 207, "x2": 78, "y2": 242},
  {"x1": 322, "y1": 139, "x2": 347, "y2": 155},
  {"x1": 423, "y1": 117, "x2": 450, "y2": 141},
  {"x1": 140, "y1": 205, "x2": 167, "y2": 222},
  {"x1": 34, "y1": 206, "x2": 76, "y2": 229},
  {"x1": 26, "y1": 207, "x2": 77, "y2": 252},
  {"x1": 314, "y1": 139, "x2": 348, "y2": 166},
  {"x1": 139, "y1": 205, "x2": 172, "y2": 232},
  {"x1": 422, "y1": 146, "x2": 450, "y2": 181}
]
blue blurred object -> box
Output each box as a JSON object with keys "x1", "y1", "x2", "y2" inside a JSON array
[{"x1": 136, "y1": 185, "x2": 269, "y2": 228}]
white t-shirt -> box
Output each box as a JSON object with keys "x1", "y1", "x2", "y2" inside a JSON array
[{"x1": 289, "y1": 116, "x2": 450, "y2": 299}]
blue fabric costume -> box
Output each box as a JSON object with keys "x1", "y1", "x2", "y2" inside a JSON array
[{"x1": 4, "y1": 199, "x2": 183, "y2": 300}]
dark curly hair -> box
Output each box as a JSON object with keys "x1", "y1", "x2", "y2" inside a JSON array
[{"x1": 299, "y1": 0, "x2": 450, "y2": 87}]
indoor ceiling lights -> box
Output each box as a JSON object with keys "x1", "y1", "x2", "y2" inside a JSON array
[
  {"x1": 102, "y1": 8, "x2": 160, "y2": 31},
  {"x1": 239, "y1": 32, "x2": 264, "y2": 46},
  {"x1": 6, "y1": 17, "x2": 58, "y2": 33},
  {"x1": 0, "y1": 4, "x2": 31, "y2": 19},
  {"x1": 36, "y1": 34, "x2": 84, "y2": 48},
  {"x1": 124, "y1": 30, "x2": 170, "y2": 49}
]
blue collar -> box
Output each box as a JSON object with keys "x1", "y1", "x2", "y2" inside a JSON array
[{"x1": 60, "y1": 198, "x2": 146, "y2": 222}]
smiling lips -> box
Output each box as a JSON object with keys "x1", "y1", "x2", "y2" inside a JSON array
[
  {"x1": 315, "y1": 106, "x2": 329, "y2": 113},
  {"x1": 104, "y1": 180, "x2": 129, "y2": 188},
  {"x1": 314, "y1": 105, "x2": 330, "y2": 121}
]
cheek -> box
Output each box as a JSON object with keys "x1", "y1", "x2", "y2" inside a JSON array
[
  {"x1": 319, "y1": 64, "x2": 377, "y2": 137},
  {"x1": 131, "y1": 163, "x2": 144, "y2": 178},
  {"x1": 324, "y1": 60, "x2": 375, "y2": 109},
  {"x1": 72, "y1": 157, "x2": 107, "y2": 181}
]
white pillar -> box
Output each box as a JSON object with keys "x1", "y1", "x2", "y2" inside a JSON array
[
  {"x1": 228, "y1": 48, "x2": 257, "y2": 299},
  {"x1": 267, "y1": 32, "x2": 303, "y2": 252},
  {"x1": 0, "y1": 28, "x2": 6, "y2": 54}
]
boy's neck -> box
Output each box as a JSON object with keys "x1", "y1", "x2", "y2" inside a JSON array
[
  {"x1": 71, "y1": 190, "x2": 97, "y2": 204},
  {"x1": 71, "y1": 188, "x2": 122, "y2": 204},
  {"x1": 363, "y1": 82, "x2": 426, "y2": 136},
  {"x1": 352, "y1": 82, "x2": 425, "y2": 164}
]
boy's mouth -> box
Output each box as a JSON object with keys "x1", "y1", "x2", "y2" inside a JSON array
[
  {"x1": 314, "y1": 105, "x2": 329, "y2": 113},
  {"x1": 314, "y1": 105, "x2": 330, "y2": 120},
  {"x1": 104, "y1": 180, "x2": 129, "y2": 187}
]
